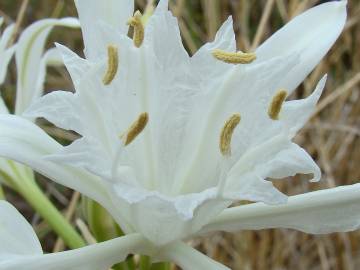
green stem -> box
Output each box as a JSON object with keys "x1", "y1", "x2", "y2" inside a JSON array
[
  {"x1": 18, "y1": 178, "x2": 86, "y2": 249},
  {"x1": 85, "y1": 198, "x2": 135, "y2": 270},
  {"x1": 0, "y1": 184, "x2": 5, "y2": 199},
  {"x1": 139, "y1": 255, "x2": 151, "y2": 270},
  {"x1": 150, "y1": 262, "x2": 171, "y2": 270}
]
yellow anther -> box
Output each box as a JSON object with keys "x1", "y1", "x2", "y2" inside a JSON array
[
  {"x1": 268, "y1": 90, "x2": 288, "y2": 120},
  {"x1": 219, "y1": 113, "x2": 241, "y2": 156},
  {"x1": 123, "y1": 112, "x2": 149, "y2": 146},
  {"x1": 127, "y1": 11, "x2": 144, "y2": 48},
  {"x1": 212, "y1": 49, "x2": 256, "y2": 64},
  {"x1": 102, "y1": 45, "x2": 119, "y2": 85}
]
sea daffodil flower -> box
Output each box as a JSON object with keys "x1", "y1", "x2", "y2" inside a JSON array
[{"x1": 0, "y1": 1, "x2": 358, "y2": 269}]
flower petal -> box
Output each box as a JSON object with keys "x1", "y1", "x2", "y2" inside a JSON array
[
  {"x1": 0, "y1": 200, "x2": 151, "y2": 269},
  {"x1": 259, "y1": 143, "x2": 320, "y2": 182},
  {"x1": 200, "y1": 183, "x2": 360, "y2": 235},
  {"x1": 0, "y1": 114, "x2": 110, "y2": 208},
  {"x1": 0, "y1": 23, "x2": 15, "y2": 52},
  {"x1": 15, "y1": 18, "x2": 80, "y2": 114},
  {"x1": 0, "y1": 200, "x2": 42, "y2": 259},
  {"x1": 108, "y1": 181, "x2": 230, "y2": 245},
  {"x1": 0, "y1": 24, "x2": 16, "y2": 85},
  {"x1": 282, "y1": 75, "x2": 326, "y2": 136},
  {"x1": 158, "y1": 241, "x2": 230, "y2": 270},
  {"x1": 55, "y1": 43, "x2": 91, "y2": 86},
  {"x1": 255, "y1": 0, "x2": 346, "y2": 92},
  {"x1": 30, "y1": 47, "x2": 64, "y2": 107},
  {"x1": 46, "y1": 137, "x2": 111, "y2": 179},
  {"x1": 145, "y1": 0, "x2": 189, "y2": 69},
  {"x1": 75, "y1": 0, "x2": 134, "y2": 59},
  {"x1": 175, "y1": 53, "x2": 299, "y2": 194},
  {"x1": 1, "y1": 232, "x2": 151, "y2": 270},
  {"x1": 191, "y1": 16, "x2": 236, "y2": 79},
  {"x1": 24, "y1": 90, "x2": 82, "y2": 132}
]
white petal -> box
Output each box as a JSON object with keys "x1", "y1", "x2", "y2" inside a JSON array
[
  {"x1": 0, "y1": 24, "x2": 15, "y2": 52},
  {"x1": 175, "y1": 53, "x2": 299, "y2": 194},
  {"x1": 74, "y1": 0, "x2": 133, "y2": 59},
  {"x1": 55, "y1": 43, "x2": 91, "y2": 86},
  {"x1": 0, "y1": 115, "x2": 110, "y2": 209},
  {"x1": 0, "y1": 201, "x2": 42, "y2": 259},
  {"x1": 282, "y1": 75, "x2": 327, "y2": 136},
  {"x1": 29, "y1": 47, "x2": 64, "y2": 107},
  {"x1": 224, "y1": 171, "x2": 288, "y2": 205},
  {"x1": 189, "y1": 16, "x2": 236, "y2": 101},
  {"x1": 24, "y1": 90, "x2": 82, "y2": 132},
  {"x1": 141, "y1": 2, "x2": 192, "y2": 192},
  {"x1": 1, "y1": 233, "x2": 150, "y2": 270},
  {"x1": 158, "y1": 241, "x2": 230, "y2": 270},
  {"x1": 0, "y1": 99, "x2": 33, "y2": 188},
  {"x1": 0, "y1": 24, "x2": 16, "y2": 85},
  {"x1": 256, "y1": 1, "x2": 346, "y2": 92},
  {"x1": 191, "y1": 16, "x2": 236, "y2": 72},
  {"x1": 260, "y1": 143, "x2": 320, "y2": 182},
  {"x1": 15, "y1": 18, "x2": 80, "y2": 114},
  {"x1": 0, "y1": 46, "x2": 16, "y2": 85},
  {"x1": 46, "y1": 137, "x2": 111, "y2": 179},
  {"x1": 200, "y1": 183, "x2": 360, "y2": 235},
  {"x1": 109, "y1": 181, "x2": 230, "y2": 245},
  {"x1": 145, "y1": 0, "x2": 189, "y2": 68}
]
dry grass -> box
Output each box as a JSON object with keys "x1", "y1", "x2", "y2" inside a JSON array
[{"x1": 1, "y1": 0, "x2": 360, "y2": 269}]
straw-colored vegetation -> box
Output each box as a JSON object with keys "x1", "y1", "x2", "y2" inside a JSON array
[{"x1": 1, "y1": 0, "x2": 359, "y2": 269}]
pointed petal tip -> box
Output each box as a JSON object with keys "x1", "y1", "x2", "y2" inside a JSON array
[
  {"x1": 309, "y1": 166, "x2": 321, "y2": 183},
  {"x1": 338, "y1": 0, "x2": 348, "y2": 8},
  {"x1": 308, "y1": 74, "x2": 327, "y2": 102},
  {"x1": 157, "y1": 0, "x2": 169, "y2": 10}
]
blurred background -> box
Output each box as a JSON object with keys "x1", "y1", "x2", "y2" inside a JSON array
[{"x1": 1, "y1": 0, "x2": 359, "y2": 269}]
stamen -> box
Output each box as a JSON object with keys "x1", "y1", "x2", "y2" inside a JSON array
[
  {"x1": 219, "y1": 113, "x2": 241, "y2": 156},
  {"x1": 212, "y1": 49, "x2": 256, "y2": 64},
  {"x1": 102, "y1": 45, "x2": 119, "y2": 85},
  {"x1": 268, "y1": 90, "x2": 288, "y2": 120},
  {"x1": 123, "y1": 112, "x2": 149, "y2": 146},
  {"x1": 127, "y1": 11, "x2": 144, "y2": 48}
]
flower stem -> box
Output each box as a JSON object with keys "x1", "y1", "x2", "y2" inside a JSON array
[
  {"x1": 84, "y1": 198, "x2": 136, "y2": 270},
  {"x1": 139, "y1": 255, "x2": 151, "y2": 270},
  {"x1": 17, "y1": 175, "x2": 86, "y2": 249},
  {"x1": 0, "y1": 184, "x2": 5, "y2": 199},
  {"x1": 150, "y1": 262, "x2": 171, "y2": 270}
]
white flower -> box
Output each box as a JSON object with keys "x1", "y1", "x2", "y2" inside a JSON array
[{"x1": 0, "y1": 0, "x2": 359, "y2": 269}]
